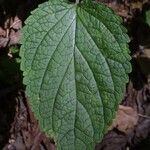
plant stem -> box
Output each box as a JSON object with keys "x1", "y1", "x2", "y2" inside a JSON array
[{"x1": 76, "y1": 0, "x2": 79, "y2": 4}]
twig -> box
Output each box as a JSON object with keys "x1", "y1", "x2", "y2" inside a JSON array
[{"x1": 138, "y1": 114, "x2": 150, "y2": 120}]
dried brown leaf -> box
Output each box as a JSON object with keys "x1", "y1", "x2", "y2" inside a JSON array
[{"x1": 110, "y1": 105, "x2": 139, "y2": 133}]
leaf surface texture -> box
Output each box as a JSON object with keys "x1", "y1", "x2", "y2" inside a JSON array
[{"x1": 20, "y1": 0, "x2": 131, "y2": 149}]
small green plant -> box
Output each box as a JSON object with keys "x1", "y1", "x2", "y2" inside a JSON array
[
  {"x1": 20, "y1": 0, "x2": 131, "y2": 149},
  {"x1": 146, "y1": 10, "x2": 150, "y2": 26}
]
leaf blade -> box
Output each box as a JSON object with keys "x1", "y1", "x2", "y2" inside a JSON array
[{"x1": 20, "y1": 0, "x2": 131, "y2": 149}]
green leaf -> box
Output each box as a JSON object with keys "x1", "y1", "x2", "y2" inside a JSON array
[
  {"x1": 20, "y1": 0, "x2": 131, "y2": 149},
  {"x1": 146, "y1": 10, "x2": 150, "y2": 26}
]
